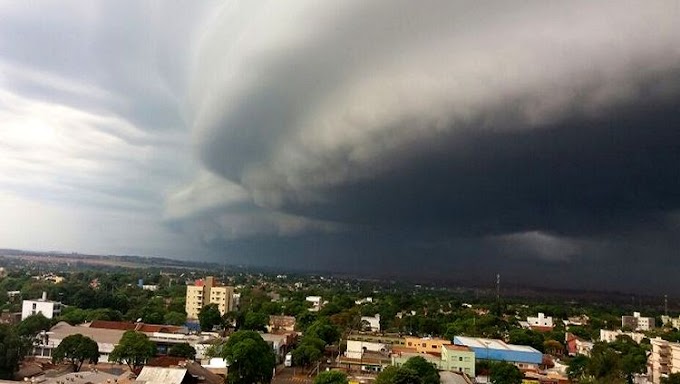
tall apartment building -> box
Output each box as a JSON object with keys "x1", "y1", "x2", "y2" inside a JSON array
[
  {"x1": 185, "y1": 276, "x2": 235, "y2": 320},
  {"x1": 622, "y1": 312, "x2": 655, "y2": 331},
  {"x1": 650, "y1": 338, "x2": 680, "y2": 384}
]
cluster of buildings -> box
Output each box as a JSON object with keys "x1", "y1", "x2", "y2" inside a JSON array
[{"x1": 338, "y1": 333, "x2": 549, "y2": 382}]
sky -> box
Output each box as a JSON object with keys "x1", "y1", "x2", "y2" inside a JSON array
[{"x1": 1, "y1": 1, "x2": 680, "y2": 294}]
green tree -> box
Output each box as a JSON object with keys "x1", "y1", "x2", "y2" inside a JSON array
[
  {"x1": 313, "y1": 371, "x2": 348, "y2": 384},
  {"x1": 0, "y1": 324, "x2": 26, "y2": 379},
  {"x1": 242, "y1": 312, "x2": 268, "y2": 331},
  {"x1": 164, "y1": 311, "x2": 187, "y2": 326},
  {"x1": 508, "y1": 329, "x2": 545, "y2": 352},
  {"x1": 292, "y1": 344, "x2": 323, "y2": 367},
  {"x1": 168, "y1": 343, "x2": 197, "y2": 359},
  {"x1": 306, "y1": 319, "x2": 340, "y2": 345},
  {"x1": 52, "y1": 334, "x2": 99, "y2": 372},
  {"x1": 567, "y1": 355, "x2": 590, "y2": 382},
  {"x1": 375, "y1": 366, "x2": 401, "y2": 384},
  {"x1": 16, "y1": 313, "x2": 51, "y2": 337},
  {"x1": 199, "y1": 304, "x2": 222, "y2": 331},
  {"x1": 221, "y1": 330, "x2": 276, "y2": 384},
  {"x1": 662, "y1": 373, "x2": 680, "y2": 384},
  {"x1": 393, "y1": 367, "x2": 422, "y2": 384},
  {"x1": 109, "y1": 331, "x2": 157, "y2": 370},
  {"x1": 402, "y1": 356, "x2": 439, "y2": 384},
  {"x1": 490, "y1": 362, "x2": 523, "y2": 384}
]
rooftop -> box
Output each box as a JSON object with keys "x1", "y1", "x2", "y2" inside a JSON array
[
  {"x1": 442, "y1": 344, "x2": 472, "y2": 352},
  {"x1": 50, "y1": 322, "x2": 125, "y2": 347},
  {"x1": 453, "y1": 336, "x2": 541, "y2": 354},
  {"x1": 135, "y1": 367, "x2": 187, "y2": 384}
]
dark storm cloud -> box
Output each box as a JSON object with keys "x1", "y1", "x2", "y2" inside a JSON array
[
  {"x1": 171, "y1": 0, "x2": 680, "y2": 292},
  {"x1": 3, "y1": 1, "x2": 680, "y2": 292},
  {"x1": 189, "y1": 1, "x2": 680, "y2": 234}
]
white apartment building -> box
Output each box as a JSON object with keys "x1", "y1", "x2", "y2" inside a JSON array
[
  {"x1": 662, "y1": 316, "x2": 680, "y2": 329},
  {"x1": 185, "y1": 276, "x2": 235, "y2": 320},
  {"x1": 21, "y1": 292, "x2": 62, "y2": 320},
  {"x1": 600, "y1": 329, "x2": 646, "y2": 344},
  {"x1": 622, "y1": 312, "x2": 655, "y2": 331},
  {"x1": 527, "y1": 313, "x2": 554, "y2": 328},
  {"x1": 650, "y1": 338, "x2": 680, "y2": 384}
]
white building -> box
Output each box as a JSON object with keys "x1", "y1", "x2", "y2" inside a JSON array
[
  {"x1": 345, "y1": 339, "x2": 388, "y2": 359},
  {"x1": 622, "y1": 312, "x2": 655, "y2": 331},
  {"x1": 360, "y1": 314, "x2": 381, "y2": 332},
  {"x1": 21, "y1": 292, "x2": 62, "y2": 320},
  {"x1": 600, "y1": 329, "x2": 646, "y2": 344},
  {"x1": 355, "y1": 297, "x2": 373, "y2": 305},
  {"x1": 662, "y1": 316, "x2": 680, "y2": 329},
  {"x1": 527, "y1": 313, "x2": 554, "y2": 328},
  {"x1": 306, "y1": 296, "x2": 323, "y2": 312},
  {"x1": 650, "y1": 338, "x2": 680, "y2": 384},
  {"x1": 142, "y1": 285, "x2": 159, "y2": 291}
]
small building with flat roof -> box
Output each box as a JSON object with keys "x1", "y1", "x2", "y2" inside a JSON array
[{"x1": 453, "y1": 336, "x2": 542, "y2": 369}]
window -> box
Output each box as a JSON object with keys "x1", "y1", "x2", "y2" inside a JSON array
[
  {"x1": 459, "y1": 357, "x2": 463, "y2": 361},
  {"x1": 422, "y1": 343, "x2": 426, "y2": 347},
  {"x1": 408, "y1": 342, "x2": 412, "y2": 346},
  {"x1": 432, "y1": 345, "x2": 437, "y2": 349}
]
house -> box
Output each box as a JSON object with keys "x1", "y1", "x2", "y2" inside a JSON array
[
  {"x1": 134, "y1": 366, "x2": 193, "y2": 384},
  {"x1": 441, "y1": 345, "x2": 475, "y2": 377},
  {"x1": 33, "y1": 321, "x2": 125, "y2": 361},
  {"x1": 260, "y1": 332, "x2": 296, "y2": 363},
  {"x1": 403, "y1": 337, "x2": 452, "y2": 354},
  {"x1": 147, "y1": 357, "x2": 224, "y2": 384},
  {"x1": 142, "y1": 285, "x2": 159, "y2": 291},
  {"x1": 340, "y1": 340, "x2": 391, "y2": 373},
  {"x1": 563, "y1": 315, "x2": 589, "y2": 327},
  {"x1": 30, "y1": 370, "x2": 128, "y2": 384},
  {"x1": 0, "y1": 310, "x2": 21, "y2": 325},
  {"x1": 622, "y1": 312, "x2": 655, "y2": 331},
  {"x1": 21, "y1": 292, "x2": 62, "y2": 320},
  {"x1": 360, "y1": 314, "x2": 381, "y2": 332},
  {"x1": 565, "y1": 333, "x2": 592, "y2": 356},
  {"x1": 306, "y1": 296, "x2": 323, "y2": 312},
  {"x1": 524, "y1": 313, "x2": 554, "y2": 332},
  {"x1": 345, "y1": 339, "x2": 389, "y2": 359},
  {"x1": 355, "y1": 297, "x2": 373, "y2": 305},
  {"x1": 268, "y1": 315, "x2": 296, "y2": 332}
]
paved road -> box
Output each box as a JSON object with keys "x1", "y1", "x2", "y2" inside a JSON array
[{"x1": 272, "y1": 367, "x2": 314, "y2": 384}]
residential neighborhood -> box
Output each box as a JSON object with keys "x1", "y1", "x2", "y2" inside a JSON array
[{"x1": 3, "y1": 261, "x2": 680, "y2": 384}]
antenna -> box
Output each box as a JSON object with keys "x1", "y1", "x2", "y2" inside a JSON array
[
  {"x1": 496, "y1": 273, "x2": 501, "y2": 302},
  {"x1": 665, "y1": 295, "x2": 669, "y2": 316}
]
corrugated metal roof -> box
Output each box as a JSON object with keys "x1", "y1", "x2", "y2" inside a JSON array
[{"x1": 135, "y1": 367, "x2": 187, "y2": 384}]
